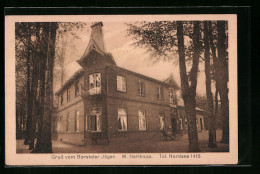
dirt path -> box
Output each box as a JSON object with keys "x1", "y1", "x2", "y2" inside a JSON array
[{"x1": 17, "y1": 130, "x2": 229, "y2": 153}]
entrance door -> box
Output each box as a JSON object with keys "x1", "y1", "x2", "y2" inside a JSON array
[{"x1": 171, "y1": 118, "x2": 177, "y2": 134}]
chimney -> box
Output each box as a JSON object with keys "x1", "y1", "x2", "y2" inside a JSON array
[{"x1": 90, "y1": 22, "x2": 105, "y2": 51}]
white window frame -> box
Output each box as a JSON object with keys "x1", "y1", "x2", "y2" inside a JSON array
[
  {"x1": 117, "y1": 75, "x2": 127, "y2": 92},
  {"x1": 89, "y1": 73, "x2": 101, "y2": 95},
  {"x1": 118, "y1": 108, "x2": 127, "y2": 131},
  {"x1": 90, "y1": 107, "x2": 102, "y2": 132},
  {"x1": 75, "y1": 110, "x2": 80, "y2": 132},
  {"x1": 138, "y1": 110, "x2": 146, "y2": 130}
]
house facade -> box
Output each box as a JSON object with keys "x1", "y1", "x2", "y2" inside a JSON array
[{"x1": 52, "y1": 22, "x2": 204, "y2": 145}]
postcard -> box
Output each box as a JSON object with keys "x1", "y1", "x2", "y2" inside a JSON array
[{"x1": 5, "y1": 14, "x2": 237, "y2": 165}]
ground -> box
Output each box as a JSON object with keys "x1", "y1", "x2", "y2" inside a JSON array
[{"x1": 17, "y1": 130, "x2": 229, "y2": 153}]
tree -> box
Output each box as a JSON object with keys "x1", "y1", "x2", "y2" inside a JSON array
[
  {"x1": 127, "y1": 21, "x2": 202, "y2": 152},
  {"x1": 203, "y1": 21, "x2": 217, "y2": 147},
  {"x1": 16, "y1": 22, "x2": 86, "y2": 153},
  {"x1": 217, "y1": 21, "x2": 229, "y2": 144}
]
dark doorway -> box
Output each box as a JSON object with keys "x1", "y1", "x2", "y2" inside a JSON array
[{"x1": 171, "y1": 118, "x2": 177, "y2": 134}]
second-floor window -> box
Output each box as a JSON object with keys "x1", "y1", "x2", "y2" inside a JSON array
[
  {"x1": 117, "y1": 75, "x2": 126, "y2": 92},
  {"x1": 60, "y1": 95, "x2": 63, "y2": 105},
  {"x1": 67, "y1": 89, "x2": 71, "y2": 102},
  {"x1": 137, "y1": 81, "x2": 145, "y2": 96},
  {"x1": 75, "y1": 81, "x2": 80, "y2": 97},
  {"x1": 157, "y1": 86, "x2": 163, "y2": 99},
  {"x1": 89, "y1": 73, "x2": 101, "y2": 95}
]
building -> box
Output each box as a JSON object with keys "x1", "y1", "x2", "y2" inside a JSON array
[{"x1": 52, "y1": 22, "x2": 204, "y2": 145}]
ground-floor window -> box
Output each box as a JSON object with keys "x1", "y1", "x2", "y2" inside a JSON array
[
  {"x1": 138, "y1": 110, "x2": 146, "y2": 130},
  {"x1": 90, "y1": 107, "x2": 102, "y2": 132},
  {"x1": 53, "y1": 117, "x2": 58, "y2": 132},
  {"x1": 66, "y1": 113, "x2": 70, "y2": 132},
  {"x1": 75, "y1": 110, "x2": 80, "y2": 132},
  {"x1": 118, "y1": 108, "x2": 127, "y2": 131},
  {"x1": 159, "y1": 112, "x2": 165, "y2": 130}
]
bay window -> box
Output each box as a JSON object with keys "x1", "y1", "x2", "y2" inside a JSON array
[{"x1": 89, "y1": 73, "x2": 101, "y2": 95}]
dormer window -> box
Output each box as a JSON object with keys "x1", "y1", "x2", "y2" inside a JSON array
[{"x1": 89, "y1": 73, "x2": 101, "y2": 95}]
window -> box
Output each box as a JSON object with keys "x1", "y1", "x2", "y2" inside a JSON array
[
  {"x1": 138, "y1": 110, "x2": 146, "y2": 130},
  {"x1": 67, "y1": 89, "x2": 71, "y2": 102},
  {"x1": 117, "y1": 75, "x2": 126, "y2": 92},
  {"x1": 57, "y1": 116, "x2": 61, "y2": 131},
  {"x1": 75, "y1": 111, "x2": 80, "y2": 132},
  {"x1": 75, "y1": 81, "x2": 80, "y2": 97},
  {"x1": 137, "y1": 81, "x2": 145, "y2": 96},
  {"x1": 89, "y1": 73, "x2": 101, "y2": 95},
  {"x1": 157, "y1": 86, "x2": 163, "y2": 99},
  {"x1": 60, "y1": 116, "x2": 63, "y2": 131},
  {"x1": 90, "y1": 107, "x2": 102, "y2": 132},
  {"x1": 159, "y1": 112, "x2": 165, "y2": 130},
  {"x1": 169, "y1": 89, "x2": 175, "y2": 104},
  {"x1": 53, "y1": 117, "x2": 58, "y2": 131},
  {"x1": 60, "y1": 95, "x2": 63, "y2": 105},
  {"x1": 118, "y1": 108, "x2": 127, "y2": 131},
  {"x1": 66, "y1": 113, "x2": 70, "y2": 132}
]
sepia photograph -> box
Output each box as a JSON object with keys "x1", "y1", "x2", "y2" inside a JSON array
[{"x1": 5, "y1": 15, "x2": 238, "y2": 165}]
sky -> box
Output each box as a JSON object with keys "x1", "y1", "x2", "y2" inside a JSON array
[{"x1": 54, "y1": 22, "x2": 206, "y2": 96}]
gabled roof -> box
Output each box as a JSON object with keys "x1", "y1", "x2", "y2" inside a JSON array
[
  {"x1": 55, "y1": 69, "x2": 84, "y2": 95},
  {"x1": 164, "y1": 74, "x2": 180, "y2": 89}
]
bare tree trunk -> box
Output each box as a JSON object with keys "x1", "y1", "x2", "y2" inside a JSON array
[
  {"x1": 24, "y1": 23, "x2": 32, "y2": 145},
  {"x1": 33, "y1": 23, "x2": 48, "y2": 153},
  {"x1": 177, "y1": 21, "x2": 200, "y2": 152},
  {"x1": 33, "y1": 22, "x2": 57, "y2": 153},
  {"x1": 204, "y1": 21, "x2": 217, "y2": 148},
  {"x1": 217, "y1": 21, "x2": 229, "y2": 144}
]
